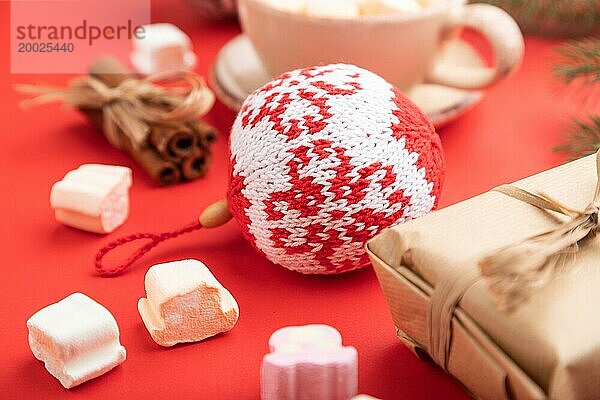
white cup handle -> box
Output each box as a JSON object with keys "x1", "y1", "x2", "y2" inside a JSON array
[{"x1": 426, "y1": 3, "x2": 524, "y2": 90}]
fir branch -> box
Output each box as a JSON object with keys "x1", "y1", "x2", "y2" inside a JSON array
[
  {"x1": 554, "y1": 37, "x2": 600, "y2": 85},
  {"x1": 555, "y1": 116, "x2": 600, "y2": 160},
  {"x1": 476, "y1": 0, "x2": 600, "y2": 22},
  {"x1": 473, "y1": 0, "x2": 600, "y2": 37}
]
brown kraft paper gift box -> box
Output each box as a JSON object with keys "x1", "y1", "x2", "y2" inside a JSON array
[{"x1": 366, "y1": 152, "x2": 600, "y2": 400}]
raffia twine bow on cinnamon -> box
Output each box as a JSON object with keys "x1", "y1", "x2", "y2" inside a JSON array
[
  {"x1": 16, "y1": 71, "x2": 215, "y2": 151},
  {"x1": 479, "y1": 151, "x2": 600, "y2": 310}
]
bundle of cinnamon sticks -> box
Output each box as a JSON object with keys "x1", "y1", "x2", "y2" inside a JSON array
[{"x1": 82, "y1": 57, "x2": 217, "y2": 185}]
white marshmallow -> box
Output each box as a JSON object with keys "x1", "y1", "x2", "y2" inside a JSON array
[
  {"x1": 260, "y1": 0, "x2": 307, "y2": 13},
  {"x1": 131, "y1": 23, "x2": 197, "y2": 74},
  {"x1": 352, "y1": 396, "x2": 381, "y2": 400},
  {"x1": 361, "y1": 0, "x2": 422, "y2": 15},
  {"x1": 138, "y1": 259, "x2": 239, "y2": 347},
  {"x1": 350, "y1": 0, "x2": 368, "y2": 8},
  {"x1": 50, "y1": 164, "x2": 132, "y2": 234},
  {"x1": 259, "y1": 0, "x2": 429, "y2": 17},
  {"x1": 418, "y1": 0, "x2": 445, "y2": 6},
  {"x1": 305, "y1": 0, "x2": 361, "y2": 18},
  {"x1": 26, "y1": 293, "x2": 126, "y2": 389}
]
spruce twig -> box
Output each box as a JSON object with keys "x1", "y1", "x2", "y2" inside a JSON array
[
  {"x1": 472, "y1": 0, "x2": 600, "y2": 37},
  {"x1": 554, "y1": 37, "x2": 600, "y2": 160},
  {"x1": 555, "y1": 116, "x2": 600, "y2": 160},
  {"x1": 554, "y1": 37, "x2": 600, "y2": 86}
]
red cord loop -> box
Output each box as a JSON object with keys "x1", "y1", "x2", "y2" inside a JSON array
[{"x1": 95, "y1": 221, "x2": 203, "y2": 277}]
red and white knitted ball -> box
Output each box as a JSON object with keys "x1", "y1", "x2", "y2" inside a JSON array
[{"x1": 228, "y1": 64, "x2": 444, "y2": 274}]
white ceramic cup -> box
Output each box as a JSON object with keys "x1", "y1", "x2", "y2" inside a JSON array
[{"x1": 238, "y1": 0, "x2": 524, "y2": 91}]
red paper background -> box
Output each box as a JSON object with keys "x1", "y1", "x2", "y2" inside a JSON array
[{"x1": 0, "y1": 0, "x2": 583, "y2": 399}]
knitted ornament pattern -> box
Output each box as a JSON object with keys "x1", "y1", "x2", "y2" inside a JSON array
[{"x1": 228, "y1": 64, "x2": 444, "y2": 274}]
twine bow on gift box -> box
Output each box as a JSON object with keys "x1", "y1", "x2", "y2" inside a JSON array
[
  {"x1": 425, "y1": 153, "x2": 600, "y2": 371},
  {"x1": 479, "y1": 151, "x2": 600, "y2": 310},
  {"x1": 16, "y1": 71, "x2": 214, "y2": 152}
]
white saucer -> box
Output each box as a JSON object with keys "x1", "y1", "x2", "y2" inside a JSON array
[{"x1": 211, "y1": 34, "x2": 484, "y2": 128}]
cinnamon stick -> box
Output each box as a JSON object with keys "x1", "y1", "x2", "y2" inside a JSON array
[
  {"x1": 130, "y1": 146, "x2": 182, "y2": 185},
  {"x1": 88, "y1": 56, "x2": 131, "y2": 87},
  {"x1": 191, "y1": 120, "x2": 218, "y2": 148},
  {"x1": 149, "y1": 125, "x2": 197, "y2": 160},
  {"x1": 181, "y1": 148, "x2": 211, "y2": 180},
  {"x1": 80, "y1": 104, "x2": 182, "y2": 185},
  {"x1": 78, "y1": 56, "x2": 217, "y2": 184},
  {"x1": 79, "y1": 58, "x2": 181, "y2": 185}
]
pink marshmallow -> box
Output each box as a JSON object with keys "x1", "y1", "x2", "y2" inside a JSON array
[{"x1": 261, "y1": 324, "x2": 358, "y2": 400}]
